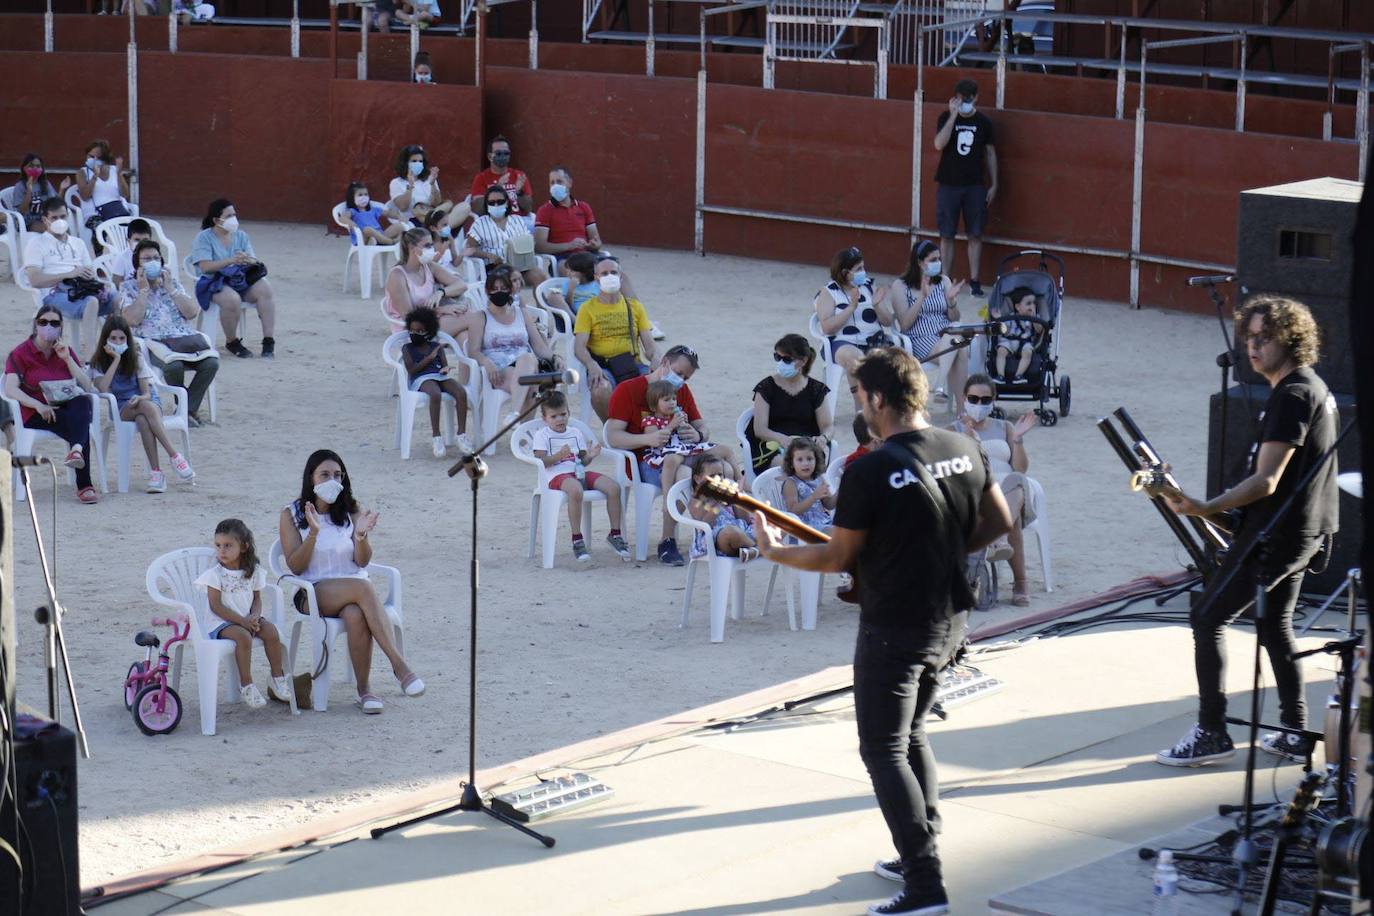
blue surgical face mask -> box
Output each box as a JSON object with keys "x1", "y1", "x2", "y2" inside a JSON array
[
  {"x1": 550, "y1": 183, "x2": 570, "y2": 203},
  {"x1": 438, "y1": 226, "x2": 452, "y2": 239},
  {"x1": 925, "y1": 260, "x2": 942, "y2": 278},
  {"x1": 409, "y1": 159, "x2": 425, "y2": 177},
  {"x1": 86, "y1": 157, "x2": 102, "y2": 172},
  {"x1": 775, "y1": 359, "x2": 799, "y2": 379},
  {"x1": 488, "y1": 204, "x2": 508, "y2": 219},
  {"x1": 851, "y1": 269, "x2": 868, "y2": 287},
  {"x1": 665, "y1": 370, "x2": 686, "y2": 390},
  {"x1": 959, "y1": 100, "x2": 975, "y2": 115},
  {"x1": 143, "y1": 260, "x2": 163, "y2": 279}
]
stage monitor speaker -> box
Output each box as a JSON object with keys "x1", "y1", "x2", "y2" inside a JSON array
[
  {"x1": 1234, "y1": 177, "x2": 1359, "y2": 394},
  {"x1": 1208, "y1": 385, "x2": 1362, "y2": 595}
]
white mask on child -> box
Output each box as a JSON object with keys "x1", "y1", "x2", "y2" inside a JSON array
[{"x1": 313, "y1": 479, "x2": 345, "y2": 505}]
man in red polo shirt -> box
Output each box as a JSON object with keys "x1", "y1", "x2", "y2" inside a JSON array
[
  {"x1": 468, "y1": 135, "x2": 533, "y2": 221},
  {"x1": 606, "y1": 345, "x2": 739, "y2": 566},
  {"x1": 534, "y1": 166, "x2": 602, "y2": 256}
]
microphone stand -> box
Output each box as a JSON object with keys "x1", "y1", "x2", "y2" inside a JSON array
[
  {"x1": 1188, "y1": 416, "x2": 1356, "y2": 915},
  {"x1": 371, "y1": 386, "x2": 558, "y2": 847}
]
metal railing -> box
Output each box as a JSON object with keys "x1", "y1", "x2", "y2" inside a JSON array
[{"x1": 764, "y1": 4, "x2": 889, "y2": 98}]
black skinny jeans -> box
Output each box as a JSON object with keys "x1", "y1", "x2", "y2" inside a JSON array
[
  {"x1": 1192, "y1": 533, "x2": 1323, "y2": 734},
  {"x1": 25, "y1": 395, "x2": 93, "y2": 490},
  {"x1": 853, "y1": 613, "x2": 965, "y2": 891}
]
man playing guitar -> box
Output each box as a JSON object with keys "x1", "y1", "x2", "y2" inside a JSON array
[{"x1": 754, "y1": 347, "x2": 1012, "y2": 916}]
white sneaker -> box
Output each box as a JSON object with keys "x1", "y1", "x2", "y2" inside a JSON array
[
  {"x1": 986, "y1": 536, "x2": 1013, "y2": 563},
  {"x1": 455, "y1": 433, "x2": 476, "y2": 454},
  {"x1": 650, "y1": 321, "x2": 666, "y2": 341},
  {"x1": 432, "y1": 436, "x2": 446, "y2": 458},
  {"x1": 169, "y1": 452, "x2": 195, "y2": 481},
  {"x1": 240, "y1": 683, "x2": 267, "y2": 708},
  {"x1": 268, "y1": 676, "x2": 292, "y2": 704},
  {"x1": 146, "y1": 470, "x2": 167, "y2": 493}
]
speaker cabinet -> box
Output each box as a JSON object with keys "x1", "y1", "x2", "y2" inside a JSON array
[
  {"x1": 1207, "y1": 384, "x2": 1362, "y2": 595},
  {"x1": 0, "y1": 721, "x2": 79, "y2": 916},
  {"x1": 1235, "y1": 177, "x2": 1360, "y2": 395}
]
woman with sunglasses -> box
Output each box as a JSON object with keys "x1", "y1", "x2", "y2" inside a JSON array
[
  {"x1": 952, "y1": 374, "x2": 1038, "y2": 606},
  {"x1": 748, "y1": 333, "x2": 832, "y2": 475},
  {"x1": 3, "y1": 305, "x2": 99, "y2": 503},
  {"x1": 892, "y1": 239, "x2": 969, "y2": 416}
]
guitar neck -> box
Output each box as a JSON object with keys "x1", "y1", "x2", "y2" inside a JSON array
[{"x1": 713, "y1": 488, "x2": 831, "y2": 546}]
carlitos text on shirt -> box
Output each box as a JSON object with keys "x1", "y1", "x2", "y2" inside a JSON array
[{"x1": 888, "y1": 455, "x2": 975, "y2": 489}]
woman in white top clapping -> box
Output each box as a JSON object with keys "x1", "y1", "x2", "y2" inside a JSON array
[
  {"x1": 73, "y1": 139, "x2": 131, "y2": 243},
  {"x1": 386, "y1": 144, "x2": 469, "y2": 234},
  {"x1": 278, "y1": 449, "x2": 424, "y2": 714}
]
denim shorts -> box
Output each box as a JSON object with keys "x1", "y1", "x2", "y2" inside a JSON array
[
  {"x1": 209, "y1": 621, "x2": 232, "y2": 639},
  {"x1": 43, "y1": 286, "x2": 114, "y2": 319}
]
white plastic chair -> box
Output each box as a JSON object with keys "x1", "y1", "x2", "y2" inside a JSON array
[
  {"x1": 63, "y1": 185, "x2": 93, "y2": 249},
  {"x1": 736, "y1": 408, "x2": 756, "y2": 487},
  {"x1": 1022, "y1": 476, "x2": 1054, "y2": 592},
  {"x1": 824, "y1": 452, "x2": 847, "y2": 492},
  {"x1": 2, "y1": 392, "x2": 106, "y2": 502},
  {"x1": 666, "y1": 478, "x2": 785, "y2": 643},
  {"x1": 601, "y1": 418, "x2": 663, "y2": 562},
  {"x1": 94, "y1": 216, "x2": 180, "y2": 284},
  {"x1": 184, "y1": 254, "x2": 251, "y2": 342},
  {"x1": 382, "y1": 330, "x2": 478, "y2": 460},
  {"x1": 97, "y1": 375, "x2": 192, "y2": 493},
  {"x1": 332, "y1": 202, "x2": 399, "y2": 299},
  {"x1": 146, "y1": 547, "x2": 301, "y2": 735},
  {"x1": 141, "y1": 335, "x2": 219, "y2": 426},
  {"x1": 808, "y1": 312, "x2": 845, "y2": 420},
  {"x1": 753, "y1": 467, "x2": 822, "y2": 631},
  {"x1": 267, "y1": 539, "x2": 405, "y2": 712},
  {"x1": 0, "y1": 204, "x2": 23, "y2": 280},
  {"x1": 510, "y1": 417, "x2": 624, "y2": 569}
]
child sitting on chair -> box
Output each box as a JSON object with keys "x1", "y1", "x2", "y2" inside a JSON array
[
  {"x1": 995, "y1": 287, "x2": 1045, "y2": 382},
  {"x1": 531, "y1": 391, "x2": 631, "y2": 563},
  {"x1": 641, "y1": 379, "x2": 716, "y2": 470},
  {"x1": 688, "y1": 457, "x2": 759, "y2": 562},
  {"x1": 782, "y1": 438, "x2": 835, "y2": 532}
]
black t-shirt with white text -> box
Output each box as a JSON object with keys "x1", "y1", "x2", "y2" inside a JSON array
[
  {"x1": 935, "y1": 110, "x2": 996, "y2": 187},
  {"x1": 1240, "y1": 366, "x2": 1339, "y2": 544},
  {"x1": 833, "y1": 428, "x2": 991, "y2": 629}
]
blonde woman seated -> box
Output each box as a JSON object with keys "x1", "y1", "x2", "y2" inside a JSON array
[{"x1": 382, "y1": 228, "x2": 470, "y2": 337}]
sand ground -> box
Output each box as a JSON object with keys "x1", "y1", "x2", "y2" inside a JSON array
[{"x1": 0, "y1": 219, "x2": 1227, "y2": 886}]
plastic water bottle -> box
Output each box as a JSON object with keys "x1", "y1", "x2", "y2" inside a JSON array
[
  {"x1": 574, "y1": 451, "x2": 587, "y2": 484},
  {"x1": 1151, "y1": 850, "x2": 1180, "y2": 915}
]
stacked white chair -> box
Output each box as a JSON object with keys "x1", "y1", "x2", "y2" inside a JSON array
[
  {"x1": 145, "y1": 547, "x2": 301, "y2": 735},
  {"x1": 510, "y1": 418, "x2": 625, "y2": 569},
  {"x1": 94, "y1": 216, "x2": 181, "y2": 283},
  {"x1": 381, "y1": 330, "x2": 478, "y2": 460},
  {"x1": 267, "y1": 540, "x2": 405, "y2": 712}
]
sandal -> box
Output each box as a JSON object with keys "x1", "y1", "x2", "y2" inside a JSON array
[
  {"x1": 64, "y1": 445, "x2": 85, "y2": 470},
  {"x1": 399, "y1": 672, "x2": 426, "y2": 697},
  {"x1": 356, "y1": 693, "x2": 384, "y2": 714},
  {"x1": 737, "y1": 547, "x2": 760, "y2": 563},
  {"x1": 1012, "y1": 581, "x2": 1030, "y2": 607},
  {"x1": 76, "y1": 486, "x2": 99, "y2": 505}
]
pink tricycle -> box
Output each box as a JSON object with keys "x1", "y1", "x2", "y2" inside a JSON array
[{"x1": 123, "y1": 616, "x2": 189, "y2": 736}]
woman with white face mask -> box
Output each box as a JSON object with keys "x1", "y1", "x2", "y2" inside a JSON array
[
  {"x1": 382, "y1": 227, "x2": 470, "y2": 338},
  {"x1": 190, "y1": 198, "x2": 279, "y2": 359},
  {"x1": 892, "y1": 239, "x2": 970, "y2": 415},
  {"x1": 279, "y1": 450, "x2": 424, "y2": 714},
  {"x1": 465, "y1": 184, "x2": 548, "y2": 290},
  {"x1": 951, "y1": 374, "x2": 1039, "y2": 606},
  {"x1": 748, "y1": 333, "x2": 833, "y2": 475}
]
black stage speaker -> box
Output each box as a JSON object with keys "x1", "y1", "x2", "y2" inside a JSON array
[
  {"x1": 0, "y1": 721, "x2": 80, "y2": 916},
  {"x1": 0, "y1": 450, "x2": 15, "y2": 914},
  {"x1": 1234, "y1": 177, "x2": 1361, "y2": 394},
  {"x1": 1208, "y1": 384, "x2": 1362, "y2": 595}
]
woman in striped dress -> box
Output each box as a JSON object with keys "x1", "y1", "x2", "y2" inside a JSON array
[
  {"x1": 892, "y1": 239, "x2": 969, "y2": 415},
  {"x1": 466, "y1": 184, "x2": 549, "y2": 290}
]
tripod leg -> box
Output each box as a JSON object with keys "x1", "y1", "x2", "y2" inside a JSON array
[
  {"x1": 479, "y1": 804, "x2": 555, "y2": 847},
  {"x1": 51, "y1": 608, "x2": 90, "y2": 758}
]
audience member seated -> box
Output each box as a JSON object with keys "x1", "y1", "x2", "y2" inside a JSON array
[
  {"x1": 813, "y1": 246, "x2": 892, "y2": 408},
  {"x1": 687, "y1": 457, "x2": 758, "y2": 563},
  {"x1": 421, "y1": 208, "x2": 473, "y2": 272},
  {"x1": 3, "y1": 305, "x2": 99, "y2": 504},
  {"x1": 534, "y1": 166, "x2": 601, "y2": 257},
  {"x1": 892, "y1": 239, "x2": 969, "y2": 414},
  {"x1": 369, "y1": 0, "x2": 393, "y2": 30},
  {"x1": 532, "y1": 390, "x2": 632, "y2": 563},
  {"x1": 190, "y1": 198, "x2": 279, "y2": 359},
  {"x1": 639, "y1": 378, "x2": 716, "y2": 471},
  {"x1": 110, "y1": 218, "x2": 154, "y2": 286},
  {"x1": 605, "y1": 346, "x2": 738, "y2": 567},
  {"x1": 995, "y1": 286, "x2": 1045, "y2": 382},
  {"x1": 401, "y1": 306, "x2": 473, "y2": 458},
  {"x1": 24, "y1": 196, "x2": 115, "y2": 360},
  {"x1": 540, "y1": 251, "x2": 599, "y2": 316},
  {"x1": 395, "y1": 0, "x2": 440, "y2": 28},
  {"x1": 388, "y1": 145, "x2": 467, "y2": 232},
  {"x1": 383, "y1": 227, "x2": 470, "y2": 336},
  {"x1": 278, "y1": 449, "x2": 425, "y2": 714},
  {"x1": 452, "y1": 267, "x2": 560, "y2": 423},
  {"x1": 413, "y1": 51, "x2": 435, "y2": 83},
  {"x1": 747, "y1": 333, "x2": 832, "y2": 474},
  {"x1": 574, "y1": 257, "x2": 657, "y2": 419},
  {"x1": 11, "y1": 153, "x2": 58, "y2": 225},
  {"x1": 343, "y1": 181, "x2": 404, "y2": 246},
  {"x1": 90, "y1": 315, "x2": 195, "y2": 492},
  {"x1": 843, "y1": 413, "x2": 881, "y2": 469},
  {"x1": 468, "y1": 136, "x2": 533, "y2": 225},
  {"x1": 74, "y1": 139, "x2": 131, "y2": 254},
  {"x1": 121, "y1": 239, "x2": 219, "y2": 425},
  {"x1": 781, "y1": 437, "x2": 835, "y2": 532},
  {"x1": 466, "y1": 184, "x2": 548, "y2": 289},
  {"x1": 951, "y1": 374, "x2": 1038, "y2": 606}
]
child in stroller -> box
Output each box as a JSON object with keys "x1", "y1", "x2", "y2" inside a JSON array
[{"x1": 994, "y1": 287, "x2": 1045, "y2": 382}]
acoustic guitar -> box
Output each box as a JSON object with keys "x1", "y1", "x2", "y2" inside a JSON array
[{"x1": 692, "y1": 474, "x2": 859, "y2": 604}]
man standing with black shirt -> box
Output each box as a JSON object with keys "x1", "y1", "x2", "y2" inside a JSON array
[
  {"x1": 1160, "y1": 296, "x2": 1339, "y2": 766},
  {"x1": 756, "y1": 348, "x2": 1012, "y2": 916},
  {"x1": 933, "y1": 79, "x2": 998, "y2": 297}
]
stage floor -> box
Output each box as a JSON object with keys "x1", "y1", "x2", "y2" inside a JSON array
[{"x1": 88, "y1": 612, "x2": 1345, "y2": 915}]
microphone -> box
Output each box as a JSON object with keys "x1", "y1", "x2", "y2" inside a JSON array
[
  {"x1": 9, "y1": 456, "x2": 51, "y2": 467},
  {"x1": 941, "y1": 322, "x2": 1007, "y2": 337},
  {"x1": 1186, "y1": 274, "x2": 1235, "y2": 287},
  {"x1": 516, "y1": 369, "x2": 579, "y2": 387}
]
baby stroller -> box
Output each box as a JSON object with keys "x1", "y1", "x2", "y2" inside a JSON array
[{"x1": 984, "y1": 250, "x2": 1070, "y2": 426}]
